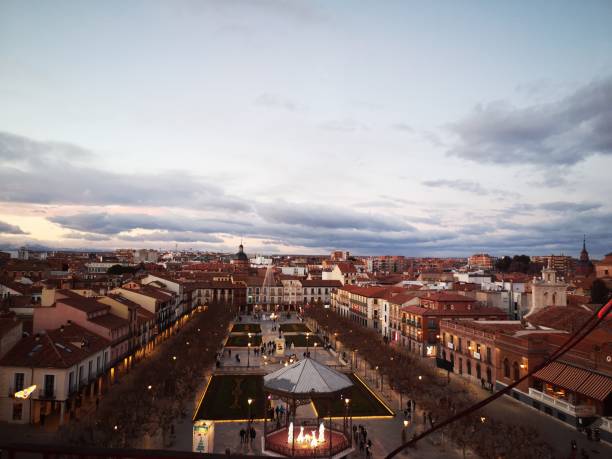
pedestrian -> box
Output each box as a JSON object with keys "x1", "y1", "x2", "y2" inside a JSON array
[
  {"x1": 228, "y1": 349, "x2": 231, "y2": 357},
  {"x1": 367, "y1": 439, "x2": 372, "y2": 457},
  {"x1": 250, "y1": 427, "x2": 256, "y2": 444},
  {"x1": 240, "y1": 428, "x2": 245, "y2": 443},
  {"x1": 363, "y1": 428, "x2": 368, "y2": 443},
  {"x1": 359, "y1": 439, "x2": 364, "y2": 452}
]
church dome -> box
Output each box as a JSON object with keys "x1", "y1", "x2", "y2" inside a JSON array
[{"x1": 233, "y1": 243, "x2": 249, "y2": 262}]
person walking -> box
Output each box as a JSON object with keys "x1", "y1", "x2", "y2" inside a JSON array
[
  {"x1": 250, "y1": 427, "x2": 256, "y2": 445},
  {"x1": 239, "y1": 428, "x2": 245, "y2": 444}
]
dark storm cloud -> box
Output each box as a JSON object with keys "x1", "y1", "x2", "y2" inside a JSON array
[
  {"x1": 448, "y1": 77, "x2": 612, "y2": 166},
  {"x1": 0, "y1": 220, "x2": 28, "y2": 234},
  {"x1": 0, "y1": 132, "x2": 251, "y2": 212}
]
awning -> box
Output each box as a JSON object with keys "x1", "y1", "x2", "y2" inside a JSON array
[
  {"x1": 533, "y1": 361, "x2": 565, "y2": 382},
  {"x1": 554, "y1": 365, "x2": 592, "y2": 391},
  {"x1": 534, "y1": 361, "x2": 612, "y2": 401},
  {"x1": 577, "y1": 373, "x2": 612, "y2": 402}
]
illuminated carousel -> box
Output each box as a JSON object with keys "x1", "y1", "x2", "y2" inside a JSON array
[{"x1": 262, "y1": 358, "x2": 354, "y2": 458}]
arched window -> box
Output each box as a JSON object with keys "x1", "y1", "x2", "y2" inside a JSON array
[
  {"x1": 513, "y1": 361, "x2": 520, "y2": 381},
  {"x1": 486, "y1": 366, "x2": 492, "y2": 383},
  {"x1": 467, "y1": 360, "x2": 472, "y2": 375},
  {"x1": 552, "y1": 292, "x2": 557, "y2": 305},
  {"x1": 476, "y1": 363, "x2": 482, "y2": 379},
  {"x1": 503, "y1": 359, "x2": 510, "y2": 378}
]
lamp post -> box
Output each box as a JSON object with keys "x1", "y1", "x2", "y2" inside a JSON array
[
  {"x1": 247, "y1": 342, "x2": 251, "y2": 368},
  {"x1": 344, "y1": 397, "x2": 351, "y2": 441},
  {"x1": 313, "y1": 342, "x2": 318, "y2": 361},
  {"x1": 334, "y1": 332, "x2": 338, "y2": 350},
  {"x1": 247, "y1": 398, "x2": 253, "y2": 449},
  {"x1": 306, "y1": 332, "x2": 311, "y2": 356}
]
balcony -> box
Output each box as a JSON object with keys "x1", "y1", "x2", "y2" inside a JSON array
[
  {"x1": 37, "y1": 389, "x2": 56, "y2": 400},
  {"x1": 528, "y1": 388, "x2": 596, "y2": 417}
]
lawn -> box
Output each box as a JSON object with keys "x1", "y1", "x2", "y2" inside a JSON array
[
  {"x1": 231, "y1": 323, "x2": 262, "y2": 334},
  {"x1": 284, "y1": 334, "x2": 324, "y2": 348},
  {"x1": 280, "y1": 323, "x2": 312, "y2": 333},
  {"x1": 194, "y1": 375, "x2": 265, "y2": 421},
  {"x1": 225, "y1": 335, "x2": 263, "y2": 347},
  {"x1": 312, "y1": 374, "x2": 394, "y2": 418}
]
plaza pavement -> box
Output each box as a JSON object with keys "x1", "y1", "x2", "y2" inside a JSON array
[{"x1": 169, "y1": 313, "x2": 468, "y2": 458}]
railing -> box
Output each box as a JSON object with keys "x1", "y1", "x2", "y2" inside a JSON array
[
  {"x1": 528, "y1": 388, "x2": 596, "y2": 416},
  {"x1": 264, "y1": 420, "x2": 351, "y2": 458},
  {"x1": 599, "y1": 417, "x2": 612, "y2": 433},
  {"x1": 37, "y1": 389, "x2": 56, "y2": 400}
]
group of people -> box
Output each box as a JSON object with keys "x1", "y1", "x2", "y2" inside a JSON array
[
  {"x1": 353, "y1": 424, "x2": 372, "y2": 457},
  {"x1": 239, "y1": 426, "x2": 256, "y2": 446}
]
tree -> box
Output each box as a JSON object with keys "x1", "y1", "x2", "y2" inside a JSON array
[
  {"x1": 591, "y1": 279, "x2": 610, "y2": 304},
  {"x1": 495, "y1": 256, "x2": 512, "y2": 272}
]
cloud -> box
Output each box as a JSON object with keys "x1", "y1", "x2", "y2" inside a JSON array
[
  {"x1": 256, "y1": 201, "x2": 411, "y2": 232},
  {"x1": 254, "y1": 93, "x2": 302, "y2": 111},
  {"x1": 538, "y1": 201, "x2": 601, "y2": 213},
  {"x1": 422, "y1": 179, "x2": 520, "y2": 198},
  {"x1": 448, "y1": 77, "x2": 612, "y2": 166},
  {"x1": 62, "y1": 231, "x2": 111, "y2": 242},
  {"x1": 0, "y1": 132, "x2": 251, "y2": 212},
  {"x1": 391, "y1": 123, "x2": 414, "y2": 133},
  {"x1": 49, "y1": 212, "x2": 247, "y2": 235},
  {"x1": 117, "y1": 231, "x2": 224, "y2": 243},
  {"x1": 319, "y1": 119, "x2": 368, "y2": 132},
  {"x1": 0, "y1": 220, "x2": 28, "y2": 234}
]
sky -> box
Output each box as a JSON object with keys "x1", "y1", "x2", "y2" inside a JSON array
[{"x1": 1, "y1": 0, "x2": 612, "y2": 257}]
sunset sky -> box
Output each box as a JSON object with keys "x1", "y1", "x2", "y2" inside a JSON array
[{"x1": 1, "y1": 0, "x2": 612, "y2": 256}]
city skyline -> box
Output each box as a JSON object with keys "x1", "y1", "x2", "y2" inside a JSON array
[{"x1": 1, "y1": 1, "x2": 612, "y2": 257}]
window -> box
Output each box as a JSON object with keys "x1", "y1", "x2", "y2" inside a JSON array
[
  {"x1": 97, "y1": 356, "x2": 101, "y2": 373},
  {"x1": 467, "y1": 360, "x2": 472, "y2": 375},
  {"x1": 14, "y1": 373, "x2": 25, "y2": 392},
  {"x1": 43, "y1": 374, "x2": 55, "y2": 397},
  {"x1": 69, "y1": 371, "x2": 75, "y2": 392},
  {"x1": 503, "y1": 359, "x2": 510, "y2": 378},
  {"x1": 486, "y1": 366, "x2": 492, "y2": 383},
  {"x1": 476, "y1": 363, "x2": 481, "y2": 379},
  {"x1": 12, "y1": 403, "x2": 23, "y2": 421},
  {"x1": 513, "y1": 362, "x2": 520, "y2": 381},
  {"x1": 88, "y1": 360, "x2": 93, "y2": 378},
  {"x1": 458, "y1": 358, "x2": 463, "y2": 374},
  {"x1": 486, "y1": 347, "x2": 492, "y2": 364},
  {"x1": 458, "y1": 338, "x2": 462, "y2": 352}
]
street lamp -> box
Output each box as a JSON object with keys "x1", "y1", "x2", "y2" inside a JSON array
[
  {"x1": 247, "y1": 342, "x2": 251, "y2": 368},
  {"x1": 313, "y1": 342, "x2": 318, "y2": 361},
  {"x1": 247, "y1": 398, "x2": 253, "y2": 448},
  {"x1": 306, "y1": 332, "x2": 311, "y2": 355}
]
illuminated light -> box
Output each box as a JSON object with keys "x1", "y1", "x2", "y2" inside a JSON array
[
  {"x1": 344, "y1": 398, "x2": 350, "y2": 405},
  {"x1": 418, "y1": 375, "x2": 422, "y2": 381},
  {"x1": 403, "y1": 420, "x2": 408, "y2": 427},
  {"x1": 247, "y1": 398, "x2": 253, "y2": 405},
  {"x1": 147, "y1": 385, "x2": 152, "y2": 390},
  {"x1": 173, "y1": 356, "x2": 177, "y2": 360},
  {"x1": 520, "y1": 364, "x2": 526, "y2": 369},
  {"x1": 114, "y1": 425, "x2": 118, "y2": 430},
  {"x1": 480, "y1": 416, "x2": 486, "y2": 423},
  {"x1": 14, "y1": 385, "x2": 36, "y2": 399}
]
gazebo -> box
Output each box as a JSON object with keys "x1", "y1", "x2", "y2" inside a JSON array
[{"x1": 262, "y1": 358, "x2": 354, "y2": 458}]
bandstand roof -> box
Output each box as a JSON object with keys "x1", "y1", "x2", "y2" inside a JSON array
[{"x1": 264, "y1": 358, "x2": 353, "y2": 398}]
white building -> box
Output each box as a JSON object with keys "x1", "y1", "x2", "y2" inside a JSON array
[{"x1": 0, "y1": 324, "x2": 110, "y2": 424}]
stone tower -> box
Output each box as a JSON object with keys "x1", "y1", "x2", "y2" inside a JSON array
[{"x1": 527, "y1": 262, "x2": 567, "y2": 317}]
